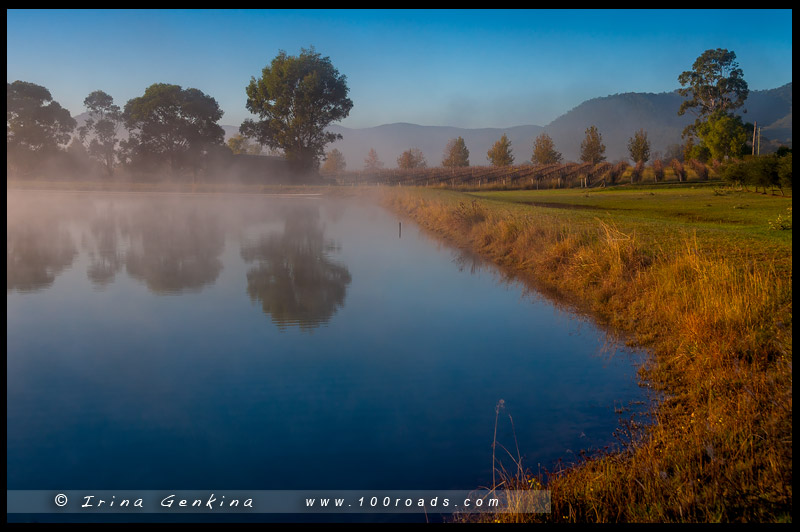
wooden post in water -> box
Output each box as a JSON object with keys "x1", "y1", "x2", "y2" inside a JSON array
[{"x1": 399, "y1": 222, "x2": 402, "y2": 239}]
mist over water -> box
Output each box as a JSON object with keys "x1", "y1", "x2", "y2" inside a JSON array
[{"x1": 7, "y1": 190, "x2": 649, "y2": 493}]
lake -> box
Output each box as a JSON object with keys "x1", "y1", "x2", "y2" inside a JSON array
[{"x1": 7, "y1": 189, "x2": 649, "y2": 518}]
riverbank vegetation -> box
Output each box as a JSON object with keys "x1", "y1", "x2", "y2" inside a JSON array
[{"x1": 383, "y1": 182, "x2": 791, "y2": 522}]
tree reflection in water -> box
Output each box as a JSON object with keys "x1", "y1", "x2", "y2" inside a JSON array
[
  {"x1": 125, "y1": 204, "x2": 225, "y2": 294},
  {"x1": 83, "y1": 206, "x2": 125, "y2": 288},
  {"x1": 7, "y1": 217, "x2": 77, "y2": 292},
  {"x1": 240, "y1": 203, "x2": 351, "y2": 331}
]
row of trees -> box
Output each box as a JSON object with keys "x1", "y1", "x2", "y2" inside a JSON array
[
  {"x1": 321, "y1": 126, "x2": 644, "y2": 174},
  {"x1": 7, "y1": 81, "x2": 229, "y2": 178},
  {"x1": 284, "y1": 47, "x2": 762, "y2": 176},
  {"x1": 7, "y1": 46, "x2": 783, "y2": 184},
  {"x1": 8, "y1": 47, "x2": 352, "y2": 180},
  {"x1": 719, "y1": 150, "x2": 792, "y2": 193}
]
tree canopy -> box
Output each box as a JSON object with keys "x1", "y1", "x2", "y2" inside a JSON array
[
  {"x1": 7, "y1": 81, "x2": 76, "y2": 166},
  {"x1": 627, "y1": 129, "x2": 651, "y2": 164},
  {"x1": 677, "y1": 49, "x2": 750, "y2": 161},
  {"x1": 487, "y1": 134, "x2": 514, "y2": 167},
  {"x1": 397, "y1": 148, "x2": 427, "y2": 169},
  {"x1": 78, "y1": 90, "x2": 123, "y2": 176},
  {"x1": 320, "y1": 148, "x2": 346, "y2": 174},
  {"x1": 227, "y1": 134, "x2": 262, "y2": 155},
  {"x1": 241, "y1": 47, "x2": 353, "y2": 175},
  {"x1": 678, "y1": 48, "x2": 749, "y2": 123},
  {"x1": 442, "y1": 136, "x2": 470, "y2": 167},
  {"x1": 122, "y1": 83, "x2": 225, "y2": 173},
  {"x1": 694, "y1": 111, "x2": 749, "y2": 161},
  {"x1": 531, "y1": 133, "x2": 562, "y2": 165},
  {"x1": 580, "y1": 126, "x2": 606, "y2": 164}
]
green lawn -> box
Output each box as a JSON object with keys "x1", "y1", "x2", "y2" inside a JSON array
[{"x1": 462, "y1": 184, "x2": 792, "y2": 268}]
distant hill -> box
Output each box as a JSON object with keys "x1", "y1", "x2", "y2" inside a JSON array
[
  {"x1": 72, "y1": 83, "x2": 791, "y2": 169},
  {"x1": 530, "y1": 83, "x2": 792, "y2": 163},
  {"x1": 321, "y1": 83, "x2": 790, "y2": 168},
  {"x1": 541, "y1": 91, "x2": 692, "y2": 163}
]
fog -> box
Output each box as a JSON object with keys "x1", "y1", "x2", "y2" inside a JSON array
[{"x1": 7, "y1": 190, "x2": 356, "y2": 330}]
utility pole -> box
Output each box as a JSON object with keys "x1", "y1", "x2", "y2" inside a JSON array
[
  {"x1": 758, "y1": 127, "x2": 762, "y2": 156},
  {"x1": 752, "y1": 121, "x2": 757, "y2": 156}
]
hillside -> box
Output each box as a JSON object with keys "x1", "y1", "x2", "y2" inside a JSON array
[{"x1": 324, "y1": 83, "x2": 791, "y2": 168}]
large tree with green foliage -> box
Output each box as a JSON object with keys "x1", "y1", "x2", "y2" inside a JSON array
[
  {"x1": 241, "y1": 47, "x2": 353, "y2": 175},
  {"x1": 678, "y1": 49, "x2": 749, "y2": 126},
  {"x1": 442, "y1": 136, "x2": 470, "y2": 168},
  {"x1": 77, "y1": 90, "x2": 123, "y2": 176},
  {"x1": 7, "y1": 81, "x2": 76, "y2": 172},
  {"x1": 487, "y1": 134, "x2": 514, "y2": 167},
  {"x1": 677, "y1": 48, "x2": 749, "y2": 160},
  {"x1": 122, "y1": 83, "x2": 225, "y2": 174},
  {"x1": 694, "y1": 111, "x2": 748, "y2": 161},
  {"x1": 580, "y1": 126, "x2": 606, "y2": 164},
  {"x1": 531, "y1": 133, "x2": 562, "y2": 165}
]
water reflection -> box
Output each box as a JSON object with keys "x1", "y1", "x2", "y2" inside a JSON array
[
  {"x1": 6, "y1": 193, "x2": 352, "y2": 328},
  {"x1": 124, "y1": 204, "x2": 225, "y2": 294},
  {"x1": 8, "y1": 191, "x2": 649, "y2": 498},
  {"x1": 240, "y1": 203, "x2": 351, "y2": 330},
  {"x1": 82, "y1": 206, "x2": 125, "y2": 288},
  {"x1": 7, "y1": 215, "x2": 77, "y2": 292}
]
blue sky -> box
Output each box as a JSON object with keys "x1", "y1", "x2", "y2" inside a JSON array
[{"x1": 6, "y1": 9, "x2": 793, "y2": 129}]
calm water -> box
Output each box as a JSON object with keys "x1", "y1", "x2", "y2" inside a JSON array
[{"x1": 7, "y1": 190, "x2": 648, "y2": 496}]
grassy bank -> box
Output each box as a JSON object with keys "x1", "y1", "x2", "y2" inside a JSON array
[{"x1": 382, "y1": 184, "x2": 792, "y2": 522}]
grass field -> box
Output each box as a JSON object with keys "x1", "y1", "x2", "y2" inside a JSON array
[{"x1": 383, "y1": 182, "x2": 792, "y2": 522}]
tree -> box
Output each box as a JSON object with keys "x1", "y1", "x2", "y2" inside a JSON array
[
  {"x1": 580, "y1": 126, "x2": 606, "y2": 164},
  {"x1": 397, "y1": 148, "x2": 427, "y2": 169},
  {"x1": 363, "y1": 148, "x2": 384, "y2": 172},
  {"x1": 531, "y1": 133, "x2": 562, "y2": 165},
  {"x1": 442, "y1": 136, "x2": 470, "y2": 167},
  {"x1": 321, "y1": 148, "x2": 346, "y2": 174},
  {"x1": 77, "y1": 90, "x2": 123, "y2": 176},
  {"x1": 678, "y1": 48, "x2": 749, "y2": 130},
  {"x1": 487, "y1": 134, "x2": 513, "y2": 167},
  {"x1": 241, "y1": 47, "x2": 353, "y2": 175},
  {"x1": 7, "y1": 81, "x2": 76, "y2": 172},
  {"x1": 777, "y1": 153, "x2": 792, "y2": 190},
  {"x1": 682, "y1": 136, "x2": 710, "y2": 163},
  {"x1": 627, "y1": 129, "x2": 651, "y2": 164},
  {"x1": 677, "y1": 48, "x2": 749, "y2": 161},
  {"x1": 227, "y1": 134, "x2": 262, "y2": 155},
  {"x1": 123, "y1": 83, "x2": 225, "y2": 174},
  {"x1": 693, "y1": 111, "x2": 748, "y2": 161}
]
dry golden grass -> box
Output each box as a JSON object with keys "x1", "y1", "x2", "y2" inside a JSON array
[{"x1": 384, "y1": 187, "x2": 792, "y2": 522}]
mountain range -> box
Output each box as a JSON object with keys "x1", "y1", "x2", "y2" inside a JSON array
[{"x1": 319, "y1": 83, "x2": 791, "y2": 169}]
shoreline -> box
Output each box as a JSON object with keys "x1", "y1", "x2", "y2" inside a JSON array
[{"x1": 381, "y1": 186, "x2": 792, "y2": 522}]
